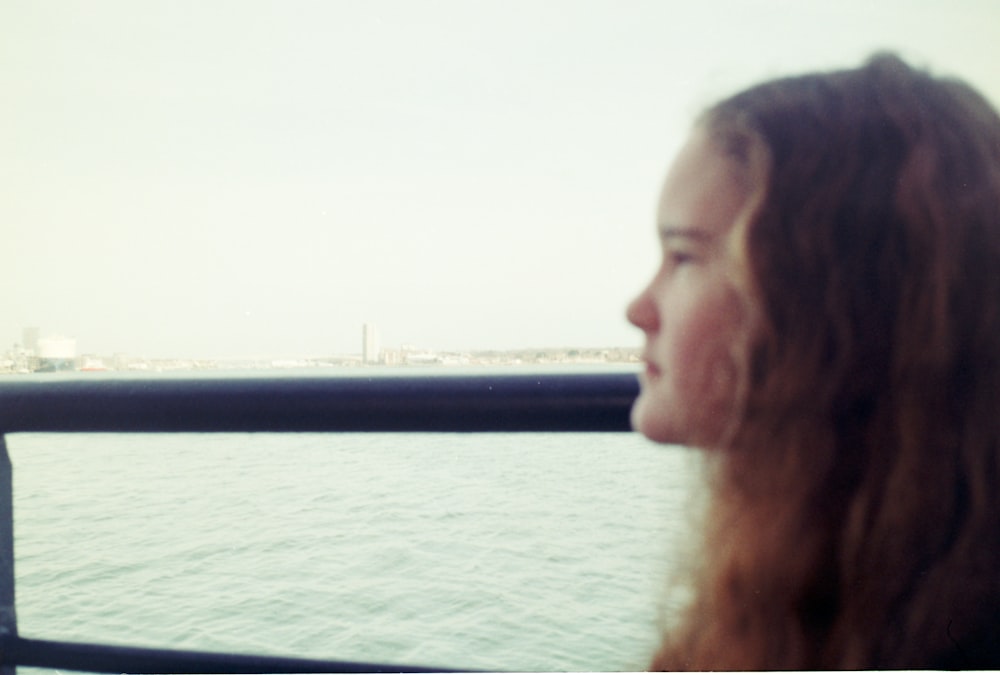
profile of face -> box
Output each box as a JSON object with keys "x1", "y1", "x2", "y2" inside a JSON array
[{"x1": 627, "y1": 129, "x2": 752, "y2": 446}]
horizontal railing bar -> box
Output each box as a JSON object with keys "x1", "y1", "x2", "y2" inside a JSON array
[
  {"x1": 0, "y1": 635, "x2": 466, "y2": 673},
  {"x1": 0, "y1": 372, "x2": 638, "y2": 433}
]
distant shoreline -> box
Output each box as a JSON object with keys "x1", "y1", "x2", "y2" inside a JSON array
[{"x1": 1, "y1": 346, "x2": 640, "y2": 376}]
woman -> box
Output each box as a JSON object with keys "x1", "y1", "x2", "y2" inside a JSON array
[{"x1": 628, "y1": 53, "x2": 1000, "y2": 669}]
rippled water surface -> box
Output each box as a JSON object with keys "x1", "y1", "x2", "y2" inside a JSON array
[{"x1": 7, "y1": 375, "x2": 700, "y2": 672}]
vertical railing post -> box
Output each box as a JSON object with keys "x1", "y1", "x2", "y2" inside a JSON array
[{"x1": 0, "y1": 435, "x2": 17, "y2": 675}]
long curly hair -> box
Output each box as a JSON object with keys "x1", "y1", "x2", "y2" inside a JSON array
[{"x1": 651, "y1": 54, "x2": 1000, "y2": 670}]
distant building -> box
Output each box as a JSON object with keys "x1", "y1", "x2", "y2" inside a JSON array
[
  {"x1": 362, "y1": 323, "x2": 380, "y2": 364},
  {"x1": 22, "y1": 326, "x2": 40, "y2": 354},
  {"x1": 37, "y1": 335, "x2": 77, "y2": 371}
]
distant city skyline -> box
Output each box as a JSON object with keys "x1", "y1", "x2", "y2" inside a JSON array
[
  {"x1": 1, "y1": 318, "x2": 639, "y2": 374},
  {"x1": 4, "y1": 1, "x2": 998, "y2": 360},
  {"x1": 7, "y1": 322, "x2": 637, "y2": 363}
]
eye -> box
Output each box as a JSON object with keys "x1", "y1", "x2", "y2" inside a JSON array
[
  {"x1": 665, "y1": 249, "x2": 696, "y2": 268},
  {"x1": 657, "y1": 228, "x2": 708, "y2": 270}
]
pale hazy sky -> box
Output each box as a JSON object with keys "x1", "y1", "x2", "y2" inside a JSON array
[{"x1": 3, "y1": 0, "x2": 998, "y2": 359}]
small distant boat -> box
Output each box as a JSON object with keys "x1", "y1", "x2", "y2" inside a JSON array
[{"x1": 79, "y1": 358, "x2": 108, "y2": 372}]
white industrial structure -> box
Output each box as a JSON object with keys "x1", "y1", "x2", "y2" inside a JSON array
[{"x1": 362, "y1": 323, "x2": 380, "y2": 364}]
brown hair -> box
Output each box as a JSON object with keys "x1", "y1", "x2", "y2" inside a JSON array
[{"x1": 652, "y1": 54, "x2": 1000, "y2": 669}]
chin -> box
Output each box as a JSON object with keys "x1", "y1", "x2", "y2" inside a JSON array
[{"x1": 630, "y1": 393, "x2": 681, "y2": 444}]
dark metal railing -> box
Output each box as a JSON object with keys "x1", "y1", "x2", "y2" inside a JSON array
[{"x1": 0, "y1": 372, "x2": 638, "y2": 673}]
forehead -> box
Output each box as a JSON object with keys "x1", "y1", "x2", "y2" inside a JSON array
[{"x1": 658, "y1": 130, "x2": 751, "y2": 239}]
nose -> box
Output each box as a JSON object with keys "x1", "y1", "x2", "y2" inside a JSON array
[{"x1": 626, "y1": 283, "x2": 658, "y2": 332}]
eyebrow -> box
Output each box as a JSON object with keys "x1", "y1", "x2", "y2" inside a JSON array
[{"x1": 657, "y1": 225, "x2": 716, "y2": 242}]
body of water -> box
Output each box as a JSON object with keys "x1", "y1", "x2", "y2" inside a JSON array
[{"x1": 5, "y1": 368, "x2": 702, "y2": 672}]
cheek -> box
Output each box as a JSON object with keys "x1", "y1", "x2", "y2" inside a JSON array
[
  {"x1": 665, "y1": 329, "x2": 736, "y2": 443},
  {"x1": 672, "y1": 309, "x2": 734, "y2": 390},
  {"x1": 633, "y1": 289, "x2": 744, "y2": 445}
]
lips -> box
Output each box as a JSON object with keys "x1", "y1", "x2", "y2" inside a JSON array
[{"x1": 641, "y1": 356, "x2": 661, "y2": 379}]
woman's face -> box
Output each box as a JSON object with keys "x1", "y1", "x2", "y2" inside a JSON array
[{"x1": 627, "y1": 129, "x2": 751, "y2": 446}]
